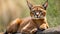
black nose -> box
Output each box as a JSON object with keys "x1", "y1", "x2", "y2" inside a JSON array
[{"x1": 36, "y1": 15, "x2": 39, "y2": 18}]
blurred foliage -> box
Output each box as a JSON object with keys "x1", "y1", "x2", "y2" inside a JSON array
[{"x1": 0, "y1": 0, "x2": 60, "y2": 32}]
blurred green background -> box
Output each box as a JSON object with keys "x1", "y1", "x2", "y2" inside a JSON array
[{"x1": 0, "y1": 0, "x2": 60, "y2": 32}]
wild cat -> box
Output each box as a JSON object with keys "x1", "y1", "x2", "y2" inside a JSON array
[{"x1": 4, "y1": 0, "x2": 49, "y2": 34}]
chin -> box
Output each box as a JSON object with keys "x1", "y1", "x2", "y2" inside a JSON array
[{"x1": 31, "y1": 17, "x2": 45, "y2": 19}]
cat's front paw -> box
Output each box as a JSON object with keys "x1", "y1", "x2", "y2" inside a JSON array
[{"x1": 30, "y1": 28, "x2": 37, "y2": 34}]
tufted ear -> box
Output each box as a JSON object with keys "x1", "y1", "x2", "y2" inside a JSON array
[
  {"x1": 43, "y1": 0, "x2": 48, "y2": 10},
  {"x1": 26, "y1": 0, "x2": 33, "y2": 10}
]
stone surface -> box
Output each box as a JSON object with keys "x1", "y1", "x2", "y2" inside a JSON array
[
  {"x1": 36, "y1": 26, "x2": 60, "y2": 34},
  {"x1": 0, "y1": 26, "x2": 60, "y2": 34}
]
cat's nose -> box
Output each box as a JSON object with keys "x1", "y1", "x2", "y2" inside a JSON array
[
  {"x1": 35, "y1": 12, "x2": 40, "y2": 18},
  {"x1": 36, "y1": 12, "x2": 39, "y2": 15}
]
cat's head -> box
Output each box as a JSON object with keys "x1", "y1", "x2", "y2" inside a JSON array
[{"x1": 27, "y1": 0, "x2": 48, "y2": 19}]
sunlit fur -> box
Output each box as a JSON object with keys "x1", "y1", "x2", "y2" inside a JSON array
[
  {"x1": 4, "y1": 0, "x2": 49, "y2": 34},
  {"x1": 30, "y1": 5, "x2": 46, "y2": 19}
]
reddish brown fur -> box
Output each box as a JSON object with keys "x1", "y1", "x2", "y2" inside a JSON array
[{"x1": 5, "y1": 0, "x2": 49, "y2": 34}]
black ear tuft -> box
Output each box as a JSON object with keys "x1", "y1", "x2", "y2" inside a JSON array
[
  {"x1": 43, "y1": 0, "x2": 48, "y2": 10},
  {"x1": 26, "y1": 0, "x2": 33, "y2": 10}
]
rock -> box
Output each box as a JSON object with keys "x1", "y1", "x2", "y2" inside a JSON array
[{"x1": 36, "y1": 26, "x2": 60, "y2": 34}]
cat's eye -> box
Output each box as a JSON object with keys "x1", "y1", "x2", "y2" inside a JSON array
[
  {"x1": 32, "y1": 11, "x2": 36, "y2": 15},
  {"x1": 31, "y1": 10, "x2": 35, "y2": 13},
  {"x1": 39, "y1": 11, "x2": 42, "y2": 12}
]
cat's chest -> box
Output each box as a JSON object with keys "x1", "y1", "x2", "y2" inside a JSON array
[
  {"x1": 21, "y1": 20, "x2": 36, "y2": 31},
  {"x1": 32, "y1": 19, "x2": 45, "y2": 24}
]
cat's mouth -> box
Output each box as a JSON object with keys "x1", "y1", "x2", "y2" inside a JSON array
[{"x1": 31, "y1": 16, "x2": 45, "y2": 19}]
